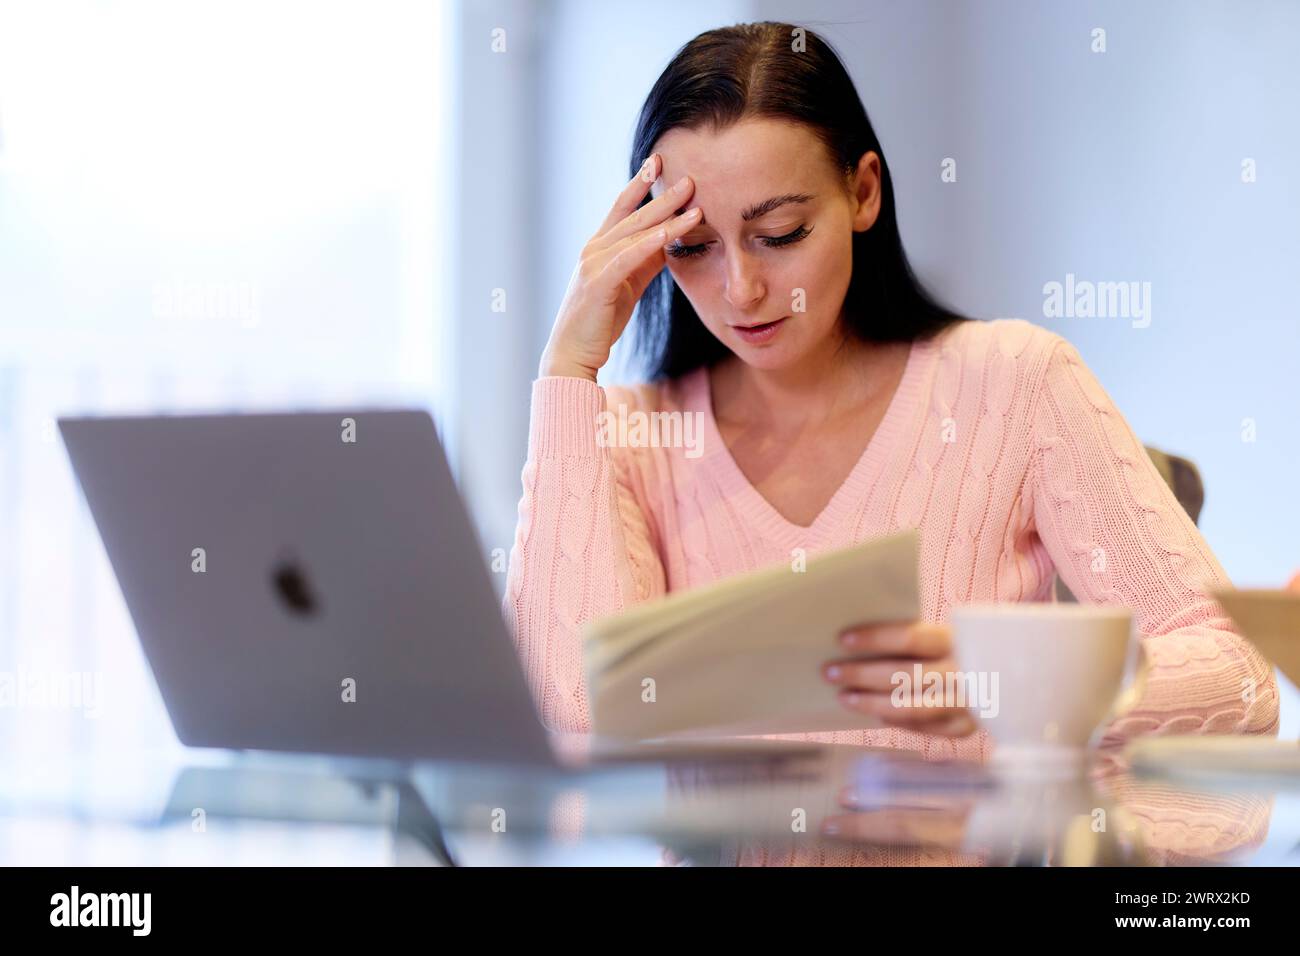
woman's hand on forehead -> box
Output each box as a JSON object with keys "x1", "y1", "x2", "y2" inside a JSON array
[{"x1": 649, "y1": 165, "x2": 695, "y2": 215}]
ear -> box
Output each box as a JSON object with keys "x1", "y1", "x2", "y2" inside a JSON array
[{"x1": 848, "y1": 151, "x2": 883, "y2": 233}]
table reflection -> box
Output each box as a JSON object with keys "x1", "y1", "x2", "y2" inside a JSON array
[
  {"x1": 578, "y1": 743, "x2": 1279, "y2": 866},
  {"x1": 0, "y1": 741, "x2": 1288, "y2": 866}
]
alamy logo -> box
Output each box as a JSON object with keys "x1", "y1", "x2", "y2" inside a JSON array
[
  {"x1": 50, "y1": 886, "x2": 151, "y2": 936},
  {"x1": 153, "y1": 278, "x2": 260, "y2": 329},
  {"x1": 1042, "y1": 273, "x2": 1151, "y2": 328},
  {"x1": 890, "y1": 663, "x2": 999, "y2": 718},
  {"x1": 0, "y1": 670, "x2": 102, "y2": 718},
  {"x1": 595, "y1": 404, "x2": 704, "y2": 459}
]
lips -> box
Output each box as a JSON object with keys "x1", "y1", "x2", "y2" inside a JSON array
[{"x1": 731, "y1": 316, "x2": 788, "y2": 345}]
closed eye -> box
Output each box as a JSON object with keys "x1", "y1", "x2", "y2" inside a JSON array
[
  {"x1": 665, "y1": 224, "x2": 813, "y2": 260},
  {"x1": 760, "y1": 224, "x2": 812, "y2": 248}
]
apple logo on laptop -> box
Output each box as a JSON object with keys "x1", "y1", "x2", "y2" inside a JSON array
[{"x1": 272, "y1": 558, "x2": 320, "y2": 616}]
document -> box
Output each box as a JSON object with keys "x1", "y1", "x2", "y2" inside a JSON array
[
  {"x1": 583, "y1": 529, "x2": 920, "y2": 740},
  {"x1": 1213, "y1": 587, "x2": 1300, "y2": 688}
]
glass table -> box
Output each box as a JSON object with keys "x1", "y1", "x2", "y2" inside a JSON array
[{"x1": 2, "y1": 736, "x2": 1295, "y2": 866}]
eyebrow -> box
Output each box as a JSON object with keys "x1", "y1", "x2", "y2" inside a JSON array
[{"x1": 674, "y1": 192, "x2": 816, "y2": 220}]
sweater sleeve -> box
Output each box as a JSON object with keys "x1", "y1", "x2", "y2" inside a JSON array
[
  {"x1": 502, "y1": 376, "x2": 667, "y2": 734},
  {"x1": 1026, "y1": 338, "x2": 1279, "y2": 743}
]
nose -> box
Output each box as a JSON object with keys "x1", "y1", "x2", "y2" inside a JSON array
[{"x1": 722, "y1": 247, "x2": 766, "y2": 312}]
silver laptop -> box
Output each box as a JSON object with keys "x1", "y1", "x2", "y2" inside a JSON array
[{"x1": 59, "y1": 410, "x2": 816, "y2": 772}]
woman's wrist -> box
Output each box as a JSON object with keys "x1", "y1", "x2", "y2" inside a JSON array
[{"x1": 539, "y1": 349, "x2": 600, "y2": 383}]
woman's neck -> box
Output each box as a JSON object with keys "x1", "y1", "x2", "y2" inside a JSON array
[{"x1": 711, "y1": 330, "x2": 905, "y2": 431}]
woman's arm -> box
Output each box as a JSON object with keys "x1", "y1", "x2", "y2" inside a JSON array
[
  {"x1": 1027, "y1": 338, "x2": 1279, "y2": 743},
  {"x1": 502, "y1": 376, "x2": 666, "y2": 734}
]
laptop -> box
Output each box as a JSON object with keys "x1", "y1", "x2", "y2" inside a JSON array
[{"x1": 59, "y1": 409, "x2": 819, "y2": 774}]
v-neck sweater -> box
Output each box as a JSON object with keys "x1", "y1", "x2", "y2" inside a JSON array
[{"x1": 503, "y1": 318, "x2": 1279, "y2": 765}]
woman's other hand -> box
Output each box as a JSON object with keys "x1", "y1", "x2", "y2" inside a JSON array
[{"x1": 822, "y1": 621, "x2": 978, "y2": 737}]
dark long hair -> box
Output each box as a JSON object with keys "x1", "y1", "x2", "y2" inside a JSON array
[{"x1": 629, "y1": 21, "x2": 970, "y2": 380}]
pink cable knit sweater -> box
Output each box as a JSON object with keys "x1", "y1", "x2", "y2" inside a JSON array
[{"x1": 503, "y1": 317, "x2": 1280, "y2": 767}]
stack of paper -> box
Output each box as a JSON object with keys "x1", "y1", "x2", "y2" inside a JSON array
[{"x1": 583, "y1": 529, "x2": 920, "y2": 740}]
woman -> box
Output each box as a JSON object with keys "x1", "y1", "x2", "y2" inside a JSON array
[{"x1": 503, "y1": 22, "x2": 1278, "y2": 765}]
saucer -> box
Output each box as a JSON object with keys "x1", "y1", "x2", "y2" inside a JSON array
[{"x1": 1125, "y1": 735, "x2": 1300, "y2": 789}]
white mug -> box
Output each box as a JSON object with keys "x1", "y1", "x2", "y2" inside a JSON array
[{"x1": 949, "y1": 603, "x2": 1146, "y2": 770}]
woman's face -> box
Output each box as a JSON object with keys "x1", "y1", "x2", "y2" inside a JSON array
[{"x1": 650, "y1": 117, "x2": 881, "y2": 371}]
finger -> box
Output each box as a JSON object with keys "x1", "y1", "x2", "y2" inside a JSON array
[
  {"x1": 838, "y1": 689, "x2": 975, "y2": 727},
  {"x1": 596, "y1": 153, "x2": 660, "y2": 236},
  {"x1": 822, "y1": 657, "x2": 963, "y2": 693},
  {"x1": 887, "y1": 707, "x2": 978, "y2": 735},
  {"x1": 596, "y1": 207, "x2": 702, "y2": 292},
  {"x1": 840, "y1": 688, "x2": 972, "y2": 722},
  {"x1": 596, "y1": 173, "x2": 696, "y2": 249},
  {"x1": 839, "y1": 621, "x2": 950, "y2": 658},
  {"x1": 926, "y1": 711, "x2": 980, "y2": 736},
  {"x1": 620, "y1": 222, "x2": 683, "y2": 304},
  {"x1": 662, "y1": 847, "x2": 685, "y2": 866},
  {"x1": 878, "y1": 706, "x2": 977, "y2": 733}
]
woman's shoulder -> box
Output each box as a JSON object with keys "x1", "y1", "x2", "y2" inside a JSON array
[
  {"x1": 922, "y1": 318, "x2": 1091, "y2": 425},
  {"x1": 930, "y1": 317, "x2": 1078, "y2": 391},
  {"x1": 934, "y1": 316, "x2": 1067, "y2": 360}
]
